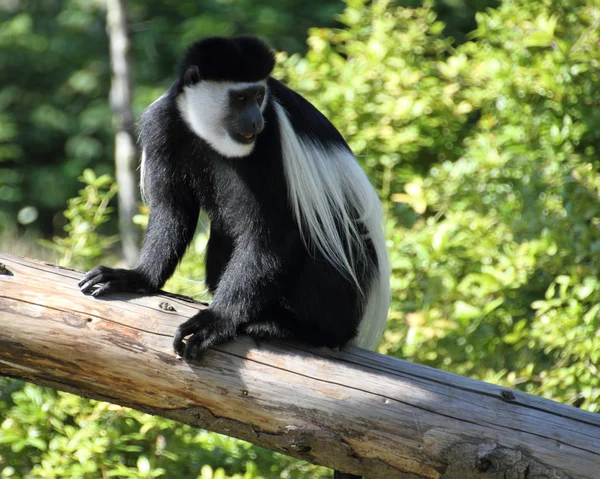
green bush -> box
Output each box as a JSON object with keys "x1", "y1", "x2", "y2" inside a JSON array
[
  {"x1": 40, "y1": 169, "x2": 119, "y2": 271},
  {"x1": 0, "y1": 380, "x2": 329, "y2": 478}
]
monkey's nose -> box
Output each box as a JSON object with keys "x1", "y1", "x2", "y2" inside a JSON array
[{"x1": 253, "y1": 119, "x2": 264, "y2": 135}]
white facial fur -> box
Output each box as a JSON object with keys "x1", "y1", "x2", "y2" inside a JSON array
[{"x1": 176, "y1": 80, "x2": 268, "y2": 158}]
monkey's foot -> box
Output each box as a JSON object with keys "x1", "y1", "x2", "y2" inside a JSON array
[{"x1": 173, "y1": 310, "x2": 235, "y2": 360}]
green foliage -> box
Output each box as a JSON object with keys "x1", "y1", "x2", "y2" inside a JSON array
[
  {"x1": 0, "y1": 380, "x2": 329, "y2": 478},
  {"x1": 0, "y1": 0, "x2": 113, "y2": 236},
  {"x1": 0, "y1": 0, "x2": 491, "y2": 237},
  {"x1": 2, "y1": 0, "x2": 600, "y2": 477},
  {"x1": 163, "y1": 230, "x2": 211, "y2": 302},
  {"x1": 279, "y1": 0, "x2": 600, "y2": 411},
  {"x1": 0, "y1": 0, "x2": 343, "y2": 237},
  {"x1": 40, "y1": 169, "x2": 119, "y2": 271}
]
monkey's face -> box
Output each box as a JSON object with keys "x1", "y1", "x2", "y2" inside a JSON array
[
  {"x1": 176, "y1": 67, "x2": 268, "y2": 158},
  {"x1": 224, "y1": 85, "x2": 266, "y2": 145}
]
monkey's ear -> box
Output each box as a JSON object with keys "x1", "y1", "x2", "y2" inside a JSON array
[{"x1": 184, "y1": 65, "x2": 201, "y2": 86}]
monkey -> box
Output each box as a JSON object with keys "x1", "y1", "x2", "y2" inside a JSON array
[
  {"x1": 79, "y1": 37, "x2": 389, "y2": 476},
  {"x1": 79, "y1": 34, "x2": 390, "y2": 357}
]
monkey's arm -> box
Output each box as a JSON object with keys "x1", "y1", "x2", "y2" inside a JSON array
[
  {"x1": 173, "y1": 232, "x2": 297, "y2": 357},
  {"x1": 211, "y1": 240, "x2": 287, "y2": 321},
  {"x1": 79, "y1": 161, "x2": 200, "y2": 296},
  {"x1": 79, "y1": 92, "x2": 201, "y2": 296}
]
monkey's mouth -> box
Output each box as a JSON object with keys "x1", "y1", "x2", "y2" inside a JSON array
[{"x1": 235, "y1": 132, "x2": 257, "y2": 144}]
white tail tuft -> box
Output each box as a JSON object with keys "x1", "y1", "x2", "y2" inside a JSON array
[
  {"x1": 139, "y1": 148, "x2": 148, "y2": 203},
  {"x1": 274, "y1": 101, "x2": 390, "y2": 350}
]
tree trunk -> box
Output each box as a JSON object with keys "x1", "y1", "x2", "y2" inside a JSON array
[
  {"x1": 1, "y1": 254, "x2": 599, "y2": 478},
  {"x1": 106, "y1": 0, "x2": 140, "y2": 266}
]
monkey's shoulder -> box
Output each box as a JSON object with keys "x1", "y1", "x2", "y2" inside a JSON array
[
  {"x1": 140, "y1": 91, "x2": 182, "y2": 138},
  {"x1": 267, "y1": 78, "x2": 349, "y2": 148}
]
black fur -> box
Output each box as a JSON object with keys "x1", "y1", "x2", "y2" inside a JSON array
[
  {"x1": 178, "y1": 36, "x2": 276, "y2": 87},
  {"x1": 79, "y1": 37, "x2": 376, "y2": 359}
]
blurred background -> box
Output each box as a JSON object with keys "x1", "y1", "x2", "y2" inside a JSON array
[{"x1": 1, "y1": 0, "x2": 599, "y2": 477}]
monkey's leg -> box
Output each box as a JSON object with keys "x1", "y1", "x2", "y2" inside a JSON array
[
  {"x1": 173, "y1": 309, "x2": 236, "y2": 359},
  {"x1": 174, "y1": 231, "x2": 302, "y2": 358},
  {"x1": 238, "y1": 306, "x2": 355, "y2": 349},
  {"x1": 175, "y1": 305, "x2": 296, "y2": 358}
]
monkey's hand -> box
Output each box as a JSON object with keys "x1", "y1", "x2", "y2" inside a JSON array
[
  {"x1": 173, "y1": 309, "x2": 235, "y2": 360},
  {"x1": 78, "y1": 266, "x2": 156, "y2": 297}
]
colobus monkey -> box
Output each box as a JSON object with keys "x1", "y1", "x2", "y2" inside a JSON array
[
  {"x1": 80, "y1": 35, "x2": 389, "y2": 479},
  {"x1": 79, "y1": 35, "x2": 389, "y2": 370}
]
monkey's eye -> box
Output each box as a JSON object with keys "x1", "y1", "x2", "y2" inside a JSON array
[
  {"x1": 256, "y1": 92, "x2": 265, "y2": 104},
  {"x1": 237, "y1": 94, "x2": 246, "y2": 102}
]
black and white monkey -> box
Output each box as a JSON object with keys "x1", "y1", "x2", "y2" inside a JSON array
[
  {"x1": 80, "y1": 35, "x2": 389, "y2": 479},
  {"x1": 79, "y1": 35, "x2": 389, "y2": 366}
]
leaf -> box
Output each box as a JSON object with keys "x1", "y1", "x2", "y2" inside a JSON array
[
  {"x1": 459, "y1": 273, "x2": 502, "y2": 295},
  {"x1": 26, "y1": 437, "x2": 47, "y2": 451},
  {"x1": 432, "y1": 223, "x2": 452, "y2": 251},
  {"x1": 453, "y1": 301, "x2": 483, "y2": 321},
  {"x1": 577, "y1": 283, "x2": 595, "y2": 301},
  {"x1": 81, "y1": 168, "x2": 97, "y2": 185},
  {"x1": 523, "y1": 31, "x2": 554, "y2": 48},
  {"x1": 483, "y1": 297, "x2": 504, "y2": 315},
  {"x1": 583, "y1": 304, "x2": 600, "y2": 324},
  {"x1": 137, "y1": 456, "x2": 150, "y2": 474}
]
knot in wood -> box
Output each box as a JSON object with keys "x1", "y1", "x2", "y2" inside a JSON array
[
  {"x1": 501, "y1": 390, "x2": 516, "y2": 401},
  {"x1": 442, "y1": 443, "x2": 572, "y2": 479},
  {"x1": 0, "y1": 263, "x2": 13, "y2": 276},
  {"x1": 158, "y1": 301, "x2": 176, "y2": 312},
  {"x1": 288, "y1": 443, "x2": 312, "y2": 454},
  {"x1": 477, "y1": 457, "x2": 492, "y2": 472}
]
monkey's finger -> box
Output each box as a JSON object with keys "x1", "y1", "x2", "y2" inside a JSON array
[
  {"x1": 173, "y1": 332, "x2": 187, "y2": 357},
  {"x1": 79, "y1": 271, "x2": 117, "y2": 293},
  {"x1": 78, "y1": 271, "x2": 96, "y2": 288},
  {"x1": 79, "y1": 278, "x2": 103, "y2": 295},
  {"x1": 183, "y1": 332, "x2": 207, "y2": 360},
  {"x1": 78, "y1": 266, "x2": 112, "y2": 287},
  {"x1": 173, "y1": 319, "x2": 202, "y2": 355},
  {"x1": 91, "y1": 282, "x2": 119, "y2": 297},
  {"x1": 177, "y1": 316, "x2": 204, "y2": 335},
  {"x1": 80, "y1": 275, "x2": 112, "y2": 294},
  {"x1": 77, "y1": 271, "x2": 97, "y2": 289}
]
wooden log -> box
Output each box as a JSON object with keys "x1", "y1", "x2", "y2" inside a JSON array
[{"x1": 0, "y1": 253, "x2": 599, "y2": 478}]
